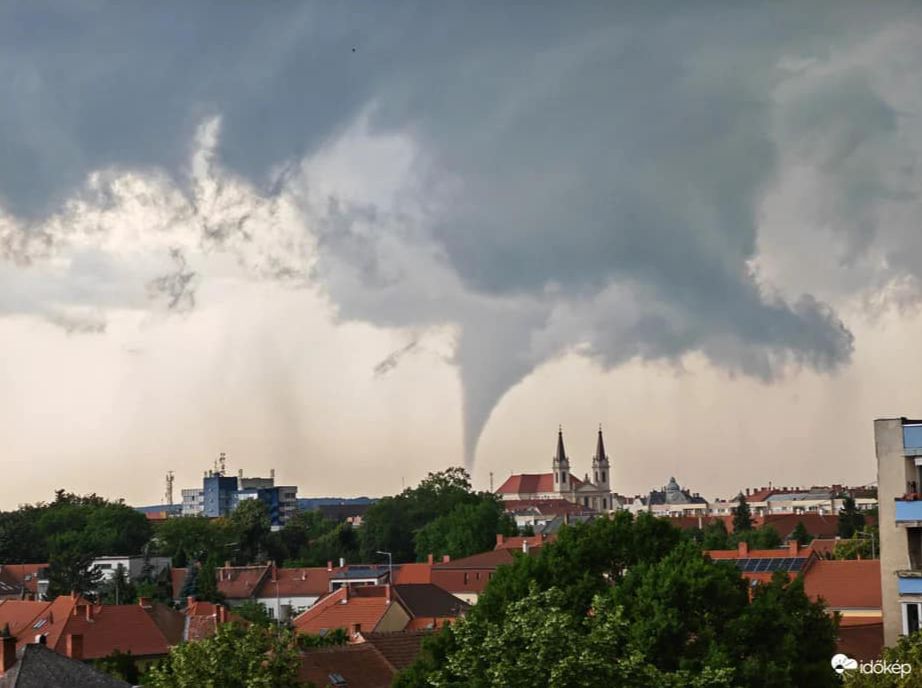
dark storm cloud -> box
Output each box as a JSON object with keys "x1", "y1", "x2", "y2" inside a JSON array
[{"x1": 4, "y1": 1, "x2": 911, "y2": 459}]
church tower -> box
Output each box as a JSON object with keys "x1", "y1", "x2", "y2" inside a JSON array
[
  {"x1": 552, "y1": 427, "x2": 571, "y2": 494},
  {"x1": 592, "y1": 425, "x2": 611, "y2": 492}
]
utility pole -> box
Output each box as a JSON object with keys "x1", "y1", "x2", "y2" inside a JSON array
[
  {"x1": 376, "y1": 551, "x2": 393, "y2": 584},
  {"x1": 489, "y1": 472, "x2": 494, "y2": 492}
]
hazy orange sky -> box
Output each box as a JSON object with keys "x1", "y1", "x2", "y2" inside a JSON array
[{"x1": 2, "y1": 3, "x2": 922, "y2": 507}]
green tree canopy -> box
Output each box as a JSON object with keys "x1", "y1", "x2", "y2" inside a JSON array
[
  {"x1": 144, "y1": 623, "x2": 300, "y2": 688},
  {"x1": 397, "y1": 513, "x2": 838, "y2": 688},
  {"x1": 732, "y1": 493, "x2": 753, "y2": 533},
  {"x1": 838, "y1": 496, "x2": 867, "y2": 539}
]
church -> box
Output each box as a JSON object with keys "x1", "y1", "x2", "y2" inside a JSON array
[{"x1": 495, "y1": 427, "x2": 616, "y2": 512}]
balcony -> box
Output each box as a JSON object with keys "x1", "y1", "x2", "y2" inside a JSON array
[
  {"x1": 904, "y1": 425, "x2": 922, "y2": 456},
  {"x1": 897, "y1": 499, "x2": 922, "y2": 525},
  {"x1": 899, "y1": 571, "x2": 922, "y2": 595}
]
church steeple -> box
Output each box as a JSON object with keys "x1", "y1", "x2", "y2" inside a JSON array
[
  {"x1": 592, "y1": 425, "x2": 610, "y2": 491},
  {"x1": 552, "y1": 426, "x2": 571, "y2": 493}
]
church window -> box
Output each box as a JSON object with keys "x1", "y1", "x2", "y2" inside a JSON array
[
  {"x1": 554, "y1": 473, "x2": 558, "y2": 483},
  {"x1": 601, "y1": 471, "x2": 606, "y2": 482}
]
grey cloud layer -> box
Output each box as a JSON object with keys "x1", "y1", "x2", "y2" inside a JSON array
[{"x1": 4, "y1": 1, "x2": 916, "y2": 460}]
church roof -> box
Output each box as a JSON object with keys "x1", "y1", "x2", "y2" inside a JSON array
[{"x1": 495, "y1": 473, "x2": 584, "y2": 495}]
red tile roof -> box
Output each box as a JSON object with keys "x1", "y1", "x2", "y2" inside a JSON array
[
  {"x1": 0, "y1": 564, "x2": 46, "y2": 599},
  {"x1": 392, "y1": 563, "x2": 432, "y2": 584},
  {"x1": 0, "y1": 597, "x2": 180, "y2": 660},
  {"x1": 358, "y1": 630, "x2": 429, "y2": 671},
  {"x1": 292, "y1": 586, "x2": 405, "y2": 636},
  {"x1": 299, "y1": 643, "x2": 395, "y2": 688},
  {"x1": 802, "y1": 560, "x2": 881, "y2": 610},
  {"x1": 836, "y1": 622, "x2": 883, "y2": 661},
  {"x1": 501, "y1": 499, "x2": 593, "y2": 516},
  {"x1": 495, "y1": 474, "x2": 555, "y2": 495},
  {"x1": 494, "y1": 534, "x2": 554, "y2": 551},
  {"x1": 432, "y1": 549, "x2": 518, "y2": 570}
]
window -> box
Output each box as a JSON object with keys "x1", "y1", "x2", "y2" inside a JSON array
[
  {"x1": 904, "y1": 603, "x2": 922, "y2": 635},
  {"x1": 601, "y1": 472, "x2": 606, "y2": 482},
  {"x1": 554, "y1": 473, "x2": 558, "y2": 483}
]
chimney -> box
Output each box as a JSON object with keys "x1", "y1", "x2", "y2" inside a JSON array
[
  {"x1": 738, "y1": 541, "x2": 749, "y2": 556},
  {"x1": 1, "y1": 632, "x2": 16, "y2": 676},
  {"x1": 138, "y1": 597, "x2": 152, "y2": 609},
  {"x1": 495, "y1": 534, "x2": 505, "y2": 547},
  {"x1": 788, "y1": 540, "x2": 799, "y2": 556},
  {"x1": 327, "y1": 560, "x2": 333, "y2": 572},
  {"x1": 187, "y1": 595, "x2": 196, "y2": 608},
  {"x1": 385, "y1": 584, "x2": 391, "y2": 604},
  {"x1": 745, "y1": 488, "x2": 750, "y2": 496},
  {"x1": 66, "y1": 633, "x2": 83, "y2": 661},
  {"x1": 85, "y1": 605, "x2": 94, "y2": 622},
  {"x1": 427, "y1": 554, "x2": 434, "y2": 566},
  {"x1": 442, "y1": 555, "x2": 450, "y2": 563},
  {"x1": 339, "y1": 557, "x2": 345, "y2": 568},
  {"x1": 522, "y1": 540, "x2": 530, "y2": 554},
  {"x1": 217, "y1": 605, "x2": 227, "y2": 624}
]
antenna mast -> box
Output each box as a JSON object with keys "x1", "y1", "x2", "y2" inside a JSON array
[{"x1": 165, "y1": 471, "x2": 174, "y2": 506}]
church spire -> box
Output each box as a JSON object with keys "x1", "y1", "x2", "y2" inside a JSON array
[
  {"x1": 552, "y1": 426, "x2": 570, "y2": 494},
  {"x1": 594, "y1": 425, "x2": 607, "y2": 464},
  {"x1": 556, "y1": 426, "x2": 568, "y2": 465}
]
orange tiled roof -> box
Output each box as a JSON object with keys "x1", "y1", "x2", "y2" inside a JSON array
[
  {"x1": 803, "y1": 560, "x2": 881, "y2": 610},
  {"x1": 1, "y1": 597, "x2": 178, "y2": 660},
  {"x1": 292, "y1": 586, "x2": 404, "y2": 636},
  {"x1": 392, "y1": 563, "x2": 432, "y2": 584},
  {"x1": 0, "y1": 564, "x2": 46, "y2": 598},
  {"x1": 299, "y1": 643, "x2": 395, "y2": 688},
  {"x1": 432, "y1": 549, "x2": 518, "y2": 570}
]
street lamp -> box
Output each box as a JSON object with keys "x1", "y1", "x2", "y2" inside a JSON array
[{"x1": 376, "y1": 551, "x2": 393, "y2": 584}]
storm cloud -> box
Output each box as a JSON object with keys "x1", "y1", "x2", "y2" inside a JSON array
[{"x1": 2, "y1": 2, "x2": 921, "y2": 465}]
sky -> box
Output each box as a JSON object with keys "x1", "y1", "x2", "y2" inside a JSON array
[{"x1": 3, "y1": 1, "x2": 922, "y2": 507}]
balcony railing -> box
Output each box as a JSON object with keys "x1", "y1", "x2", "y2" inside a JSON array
[{"x1": 896, "y1": 499, "x2": 922, "y2": 523}]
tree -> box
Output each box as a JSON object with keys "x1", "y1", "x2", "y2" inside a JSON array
[
  {"x1": 46, "y1": 532, "x2": 104, "y2": 598},
  {"x1": 832, "y1": 526, "x2": 879, "y2": 560},
  {"x1": 153, "y1": 515, "x2": 233, "y2": 568},
  {"x1": 732, "y1": 493, "x2": 753, "y2": 533},
  {"x1": 95, "y1": 650, "x2": 140, "y2": 684},
  {"x1": 144, "y1": 623, "x2": 300, "y2": 688},
  {"x1": 197, "y1": 555, "x2": 225, "y2": 604},
  {"x1": 360, "y1": 467, "x2": 500, "y2": 563},
  {"x1": 231, "y1": 499, "x2": 272, "y2": 565},
  {"x1": 838, "y1": 496, "x2": 866, "y2": 539},
  {"x1": 842, "y1": 630, "x2": 920, "y2": 687},
  {"x1": 735, "y1": 525, "x2": 782, "y2": 550},
  {"x1": 790, "y1": 521, "x2": 812, "y2": 546},
  {"x1": 99, "y1": 564, "x2": 137, "y2": 605},
  {"x1": 179, "y1": 565, "x2": 199, "y2": 603},
  {"x1": 235, "y1": 600, "x2": 273, "y2": 628},
  {"x1": 397, "y1": 513, "x2": 839, "y2": 687},
  {"x1": 414, "y1": 498, "x2": 516, "y2": 561}
]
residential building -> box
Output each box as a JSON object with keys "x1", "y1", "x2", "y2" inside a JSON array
[
  {"x1": 875, "y1": 417, "x2": 922, "y2": 645},
  {"x1": 501, "y1": 499, "x2": 595, "y2": 530},
  {"x1": 0, "y1": 640, "x2": 131, "y2": 688},
  {"x1": 802, "y1": 559, "x2": 882, "y2": 626},
  {"x1": 0, "y1": 596, "x2": 181, "y2": 665},
  {"x1": 707, "y1": 541, "x2": 814, "y2": 584},
  {"x1": 430, "y1": 549, "x2": 531, "y2": 605},
  {"x1": 292, "y1": 585, "x2": 411, "y2": 636},
  {"x1": 496, "y1": 428, "x2": 617, "y2": 512},
  {"x1": 711, "y1": 485, "x2": 877, "y2": 517},
  {"x1": 298, "y1": 630, "x2": 428, "y2": 688},
  {"x1": 180, "y1": 467, "x2": 298, "y2": 526},
  {"x1": 0, "y1": 566, "x2": 47, "y2": 601},
  {"x1": 92, "y1": 555, "x2": 171, "y2": 583},
  {"x1": 627, "y1": 477, "x2": 710, "y2": 517},
  {"x1": 182, "y1": 600, "x2": 243, "y2": 641}
]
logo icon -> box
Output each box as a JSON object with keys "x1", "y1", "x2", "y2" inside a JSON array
[{"x1": 831, "y1": 654, "x2": 859, "y2": 674}]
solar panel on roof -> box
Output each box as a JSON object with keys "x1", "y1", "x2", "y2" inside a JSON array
[
  {"x1": 790, "y1": 558, "x2": 806, "y2": 571},
  {"x1": 756, "y1": 559, "x2": 772, "y2": 572}
]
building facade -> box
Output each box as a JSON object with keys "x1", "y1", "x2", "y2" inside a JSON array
[
  {"x1": 875, "y1": 417, "x2": 922, "y2": 646},
  {"x1": 495, "y1": 428, "x2": 616, "y2": 512},
  {"x1": 180, "y1": 468, "x2": 298, "y2": 526}
]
